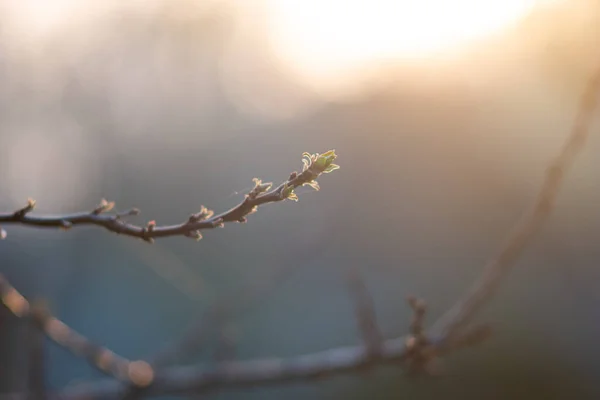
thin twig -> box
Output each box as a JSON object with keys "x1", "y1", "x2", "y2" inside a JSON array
[
  {"x1": 0, "y1": 275, "x2": 153, "y2": 388},
  {"x1": 430, "y1": 67, "x2": 600, "y2": 340},
  {"x1": 8, "y1": 336, "x2": 416, "y2": 400},
  {"x1": 345, "y1": 268, "x2": 383, "y2": 358},
  {"x1": 5, "y1": 328, "x2": 492, "y2": 400},
  {"x1": 0, "y1": 152, "x2": 339, "y2": 243},
  {"x1": 27, "y1": 303, "x2": 46, "y2": 400},
  {"x1": 119, "y1": 230, "x2": 336, "y2": 400}
]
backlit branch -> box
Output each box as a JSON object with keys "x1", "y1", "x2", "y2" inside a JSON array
[
  {"x1": 0, "y1": 274, "x2": 154, "y2": 388},
  {"x1": 0, "y1": 150, "x2": 341, "y2": 398},
  {"x1": 429, "y1": 67, "x2": 600, "y2": 341},
  {"x1": 0, "y1": 151, "x2": 339, "y2": 243}
]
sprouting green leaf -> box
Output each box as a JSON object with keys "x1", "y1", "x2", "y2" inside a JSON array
[
  {"x1": 304, "y1": 180, "x2": 320, "y2": 191},
  {"x1": 301, "y1": 152, "x2": 314, "y2": 172},
  {"x1": 199, "y1": 205, "x2": 214, "y2": 219},
  {"x1": 320, "y1": 149, "x2": 336, "y2": 159},
  {"x1": 281, "y1": 182, "x2": 294, "y2": 199},
  {"x1": 302, "y1": 158, "x2": 310, "y2": 171},
  {"x1": 322, "y1": 163, "x2": 340, "y2": 174},
  {"x1": 252, "y1": 178, "x2": 272, "y2": 194},
  {"x1": 313, "y1": 149, "x2": 337, "y2": 172},
  {"x1": 99, "y1": 198, "x2": 115, "y2": 212}
]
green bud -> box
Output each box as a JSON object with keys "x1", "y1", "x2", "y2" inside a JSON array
[{"x1": 313, "y1": 149, "x2": 337, "y2": 172}]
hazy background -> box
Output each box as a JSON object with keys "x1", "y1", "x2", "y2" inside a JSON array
[{"x1": 1, "y1": 0, "x2": 600, "y2": 399}]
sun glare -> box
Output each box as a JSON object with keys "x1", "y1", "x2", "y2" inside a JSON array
[
  {"x1": 265, "y1": 0, "x2": 558, "y2": 94},
  {"x1": 5, "y1": 0, "x2": 80, "y2": 36}
]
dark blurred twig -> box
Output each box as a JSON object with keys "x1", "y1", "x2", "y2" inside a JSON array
[
  {"x1": 344, "y1": 268, "x2": 383, "y2": 358},
  {"x1": 148, "y1": 269, "x2": 296, "y2": 369},
  {"x1": 120, "y1": 228, "x2": 337, "y2": 400},
  {"x1": 118, "y1": 268, "x2": 294, "y2": 400},
  {"x1": 10, "y1": 327, "x2": 488, "y2": 400},
  {"x1": 404, "y1": 297, "x2": 433, "y2": 375},
  {"x1": 27, "y1": 303, "x2": 46, "y2": 400},
  {"x1": 0, "y1": 275, "x2": 153, "y2": 388}
]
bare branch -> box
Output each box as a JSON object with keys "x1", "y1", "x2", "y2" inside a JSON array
[
  {"x1": 10, "y1": 336, "x2": 415, "y2": 400},
  {"x1": 5, "y1": 327, "x2": 489, "y2": 400},
  {"x1": 0, "y1": 275, "x2": 153, "y2": 388},
  {"x1": 27, "y1": 302, "x2": 46, "y2": 400},
  {"x1": 345, "y1": 268, "x2": 383, "y2": 358},
  {"x1": 429, "y1": 68, "x2": 600, "y2": 341},
  {"x1": 212, "y1": 321, "x2": 239, "y2": 364},
  {"x1": 403, "y1": 297, "x2": 438, "y2": 375}
]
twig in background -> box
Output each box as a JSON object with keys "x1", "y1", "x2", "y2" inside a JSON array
[
  {"x1": 345, "y1": 268, "x2": 383, "y2": 359},
  {"x1": 212, "y1": 321, "x2": 238, "y2": 364},
  {"x1": 27, "y1": 302, "x2": 46, "y2": 400},
  {"x1": 429, "y1": 66, "x2": 600, "y2": 342},
  {"x1": 0, "y1": 275, "x2": 153, "y2": 388},
  {"x1": 404, "y1": 296, "x2": 436, "y2": 375},
  {"x1": 119, "y1": 226, "x2": 338, "y2": 400}
]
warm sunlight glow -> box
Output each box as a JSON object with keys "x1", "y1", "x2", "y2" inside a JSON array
[
  {"x1": 6, "y1": 0, "x2": 82, "y2": 36},
  {"x1": 266, "y1": 0, "x2": 556, "y2": 94},
  {"x1": 3, "y1": 0, "x2": 152, "y2": 39}
]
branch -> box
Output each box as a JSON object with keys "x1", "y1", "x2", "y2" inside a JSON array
[
  {"x1": 27, "y1": 303, "x2": 46, "y2": 400},
  {"x1": 0, "y1": 151, "x2": 339, "y2": 243},
  {"x1": 12, "y1": 335, "x2": 415, "y2": 399},
  {"x1": 429, "y1": 67, "x2": 600, "y2": 341},
  {"x1": 0, "y1": 275, "x2": 153, "y2": 388},
  {"x1": 345, "y1": 268, "x2": 383, "y2": 359},
  {"x1": 14, "y1": 304, "x2": 489, "y2": 400}
]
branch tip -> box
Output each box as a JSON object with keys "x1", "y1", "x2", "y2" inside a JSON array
[{"x1": 127, "y1": 361, "x2": 155, "y2": 387}]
